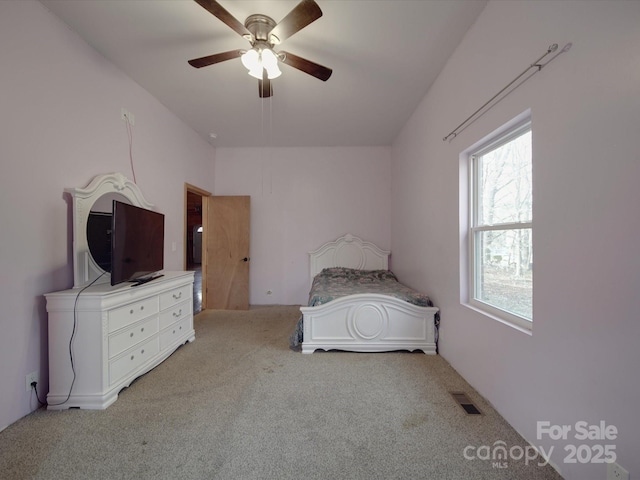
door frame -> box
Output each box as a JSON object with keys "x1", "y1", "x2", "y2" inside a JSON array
[{"x1": 184, "y1": 183, "x2": 211, "y2": 309}]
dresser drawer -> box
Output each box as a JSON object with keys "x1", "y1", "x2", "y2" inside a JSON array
[
  {"x1": 159, "y1": 299, "x2": 192, "y2": 330},
  {"x1": 159, "y1": 284, "x2": 192, "y2": 310},
  {"x1": 108, "y1": 316, "x2": 159, "y2": 359},
  {"x1": 159, "y1": 316, "x2": 192, "y2": 350},
  {"x1": 109, "y1": 336, "x2": 159, "y2": 386},
  {"x1": 108, "y1": 297, "x2": 159, "y2": 333}
]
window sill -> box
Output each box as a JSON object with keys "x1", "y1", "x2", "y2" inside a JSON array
[{"x1": 462, "y1": 302, "x2": 532, "y2": 335}]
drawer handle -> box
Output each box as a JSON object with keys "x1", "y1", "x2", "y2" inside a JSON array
[
  {"x1": 173, "y1": 292, "x2": 182, "y2": 300},
  {"x1": 140, "y1": 306, "x2": 144, "y2": 311},
  {"x1": 173, "y1": 309, "x2": 183, "y2": 318},
  {"x1": 130, "y1": 332, "x2": 134, "y2": 338},
  {"x1": 141, "y1": 349, "x2": 145, "y2": 354},
  {"x1": 130, "y1": 309, "x2": 134, "y2": 314},
  {"x1": 131, "y1": 355, "x2": 134, "y2": 360},
  {"x1": 173, "y1": 329, "x2": 176, "y2": 334},
  {"x1": 141, "y1": 327, "x2": 144, "y2": 333}
]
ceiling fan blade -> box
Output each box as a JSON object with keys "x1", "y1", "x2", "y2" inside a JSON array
[
  {"x1": 279, "y1": 51, "x2": 332, "y2": 81},
  {"x1": 268, "y1": 0, "x2": 322, "y2": 44},
  {"x1": 258, "y1": 70, "x2": 273, "y2": 98},
  {"x1": 188, "y1": 49, "x2": 242, "y2": 68},
  {"x1": 194, "y1": 0, "x2": 252, "y2": 39}
]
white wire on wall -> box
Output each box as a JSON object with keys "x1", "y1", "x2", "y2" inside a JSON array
[{"x1": 123, "y1": 112, "x2": 137, "y2": 183}]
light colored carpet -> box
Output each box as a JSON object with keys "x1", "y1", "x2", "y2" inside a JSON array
[{"x1": 0, "y1": 306, "x2": 562, "y2": 479}]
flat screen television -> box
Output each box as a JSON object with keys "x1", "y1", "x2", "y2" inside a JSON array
[{"x1": 111, "y1": 200, "x2": 165, "y2": 286}]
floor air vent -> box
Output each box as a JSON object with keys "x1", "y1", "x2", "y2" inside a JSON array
[{"x1": 450, "y1": 391, "x2": 482, "y2": 415}]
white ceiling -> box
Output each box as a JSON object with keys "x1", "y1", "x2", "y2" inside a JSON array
[{"x1": 40, "y1": 0, "x2": 486, "y2": 147}]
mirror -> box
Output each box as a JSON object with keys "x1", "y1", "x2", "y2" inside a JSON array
[
  {"x1": 66, "y1": 173, "x2": 154, "y2": 288},
  {"x1": 86, "y1": 192, "x2": 130, "y2": 273}
]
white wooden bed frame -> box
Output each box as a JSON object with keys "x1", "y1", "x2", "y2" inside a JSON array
[{"x1": 299, "y1": 234, "x2": 439, "y2": 354}]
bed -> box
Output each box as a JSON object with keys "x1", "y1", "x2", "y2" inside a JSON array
[{"x1": 290, "y1": 234, "x2": 440, "y2": 354}]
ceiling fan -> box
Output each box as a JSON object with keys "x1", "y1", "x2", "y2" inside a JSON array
[{"x1": 188, "y1": 0, "x2": 333, "y2": 98}]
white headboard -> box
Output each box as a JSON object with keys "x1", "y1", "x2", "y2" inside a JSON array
[{"x1": 308, "y1": 234, "x2": 390, "y2": 284}]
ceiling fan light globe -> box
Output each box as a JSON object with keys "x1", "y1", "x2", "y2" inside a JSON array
[
  {"x1": 261, "y1": 48, "x2": 277, "y2": 67},
  {"x1": 266, "y1": 64, "x2": 282, "y2": 79},
  {"x1": 248, "y1": 66, "x2": 264, "y2": 79},
  {"x1": 261, "y1": 48, "x2": 281, "y2": 79},
  {"x1": 241, "y1": 49, "x2": 260, "y2": 70}
]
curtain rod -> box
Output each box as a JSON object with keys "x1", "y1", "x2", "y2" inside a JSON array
[{"x1": 443, "y1": 42, "x2": 572, "y2": 142}]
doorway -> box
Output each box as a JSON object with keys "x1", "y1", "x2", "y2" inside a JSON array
[{"x1": 185, "y1": 184, "x2": 211, "y2": 314}]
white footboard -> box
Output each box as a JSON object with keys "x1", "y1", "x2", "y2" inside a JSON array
[{"x1": 299, "y1": 293, "x2": 439, "y2": 354}]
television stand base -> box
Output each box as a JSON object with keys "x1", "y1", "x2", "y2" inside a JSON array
[{"x1": 129, "y1": 274, "x2": 164, "y2": 287}]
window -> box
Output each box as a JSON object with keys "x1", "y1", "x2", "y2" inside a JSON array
[{"x1": 468, "y1": 120, "x2": 532, "y2": 329}]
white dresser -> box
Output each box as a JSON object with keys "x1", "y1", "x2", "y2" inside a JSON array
[{"x1": 45, "y1": 271, "x2": 195, "y2": 410}]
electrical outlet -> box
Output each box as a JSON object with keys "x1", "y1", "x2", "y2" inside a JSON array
[
  {"x1": 607, "y1": 462, "x2": 629, "y2": 480},
  {"x1": 120, "y1": 108, "x2": 135, "y2": 125},
  {"x1": 25, "y1": 371, "x2": 39, "y2": 392}
]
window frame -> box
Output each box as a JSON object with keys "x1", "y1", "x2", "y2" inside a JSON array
[{"x1": 466, "y1": 119, "x2": 533, "y2": 331}]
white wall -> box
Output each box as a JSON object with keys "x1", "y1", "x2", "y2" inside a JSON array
[
  {"x1": 215, "y1": 147, "x2": 391, "y2": 305},
  {"x1": 391, "y1": 1, "x2": 640, "y2": 479},
  {"x1": 0, "y1": 1, "x2": 215, "y2": 430}
]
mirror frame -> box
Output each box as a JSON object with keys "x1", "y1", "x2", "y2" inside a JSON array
[{"x1": 66, "y1": 172, "x2": 154, "y2": 288}]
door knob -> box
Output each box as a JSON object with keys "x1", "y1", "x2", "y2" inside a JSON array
[{"x1": 242, "y1": 257, "x2": 249, "y2": 262}]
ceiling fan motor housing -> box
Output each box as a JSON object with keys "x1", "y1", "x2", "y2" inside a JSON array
[{"x1": 244, "y1": 14, "x2": 278, "y2": 45}]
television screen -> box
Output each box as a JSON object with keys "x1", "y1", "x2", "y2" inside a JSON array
[{"x1": 111, "y1": 200, "x2": 165, "y2": 286}]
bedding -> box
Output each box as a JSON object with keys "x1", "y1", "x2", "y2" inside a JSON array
[{"x1": 289, "y1": 267, "x2": 438, "y2": 351}]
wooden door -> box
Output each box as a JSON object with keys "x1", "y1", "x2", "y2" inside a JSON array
[{"x1": 205, "y1": 196, "x2": 250, "y2": 310}]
